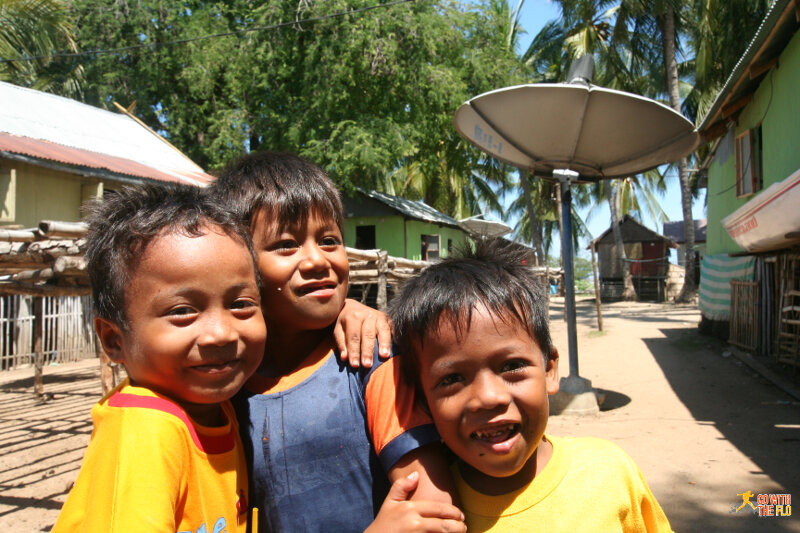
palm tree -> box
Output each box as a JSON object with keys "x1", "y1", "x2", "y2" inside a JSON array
[
  {"x1": 683, "y1": 0, "x2": 772, "y2": 122},
  {"x1": 654, "y1": 2, "x2": 697, "y2": 302},
  {"x1": 0, "y1": 0, "x2": 83, "y2": 97},
  {"x1": 379, "y1": 147, "x2": 507, "y2": 224},
  {"x1": 610, "y1": 0, "x2": 769, "y2": 301}
]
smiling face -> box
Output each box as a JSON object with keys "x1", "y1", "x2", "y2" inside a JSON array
[
  {"x1": 96, "y1": 225, "x2": 266, "y2": 426},
  {"x1": 250, "y1": 209, "x2": 348, "y2": 335},
  {"x1": 417, "y1": 305, "x2": 559, "y2": 494}
]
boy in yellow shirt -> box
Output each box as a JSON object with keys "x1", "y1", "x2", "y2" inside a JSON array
[
  {"x1": 390, "y1": 238, "x2": 673, "y2": 532},
  {"x1": 54, "y1": 183, "x2": 267, "y2": 532}
]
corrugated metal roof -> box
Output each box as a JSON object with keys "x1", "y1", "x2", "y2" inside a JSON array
[
  {"x1": 363, "y1": 190, "x2": 460, "y2": 228},
  {"x1": 0, "y1": 81, "x2": 213, "y2": 185},
  {"x1": 0, "y1": 134, "x2": 210, "y2": 184}
]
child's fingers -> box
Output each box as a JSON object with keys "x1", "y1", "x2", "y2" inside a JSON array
[
  {"x1": 332, "y1": 320, "x2": 357, "y2": 367},
  {"x1": 385, "y1": 471, "x2": 420, "y2": 503},
  {"x1": 360, "y1": 315, "x2": 378, "y2": 367},
  {"x1": 375, "y1": 313, "x2": 392, "y2": 359},
  {"x1": 347, "y1": 328, "x2": 363, "y2": 368},
  {"x1": 408, "y1": 501, "x2": 465, "y2": 522},
  {"x1": 412, "y1": 517, "x2": 467, "y2": 533}
]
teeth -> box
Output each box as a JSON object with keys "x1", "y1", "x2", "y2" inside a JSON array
[{"x1": 472, "y1": 424, "x2": 518, "y2": 441}]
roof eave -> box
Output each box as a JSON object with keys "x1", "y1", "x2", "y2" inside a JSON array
[{"x1": 0, "y1": 151, "x2": 207, "y2": 187}]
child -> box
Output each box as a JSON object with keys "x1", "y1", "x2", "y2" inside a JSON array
[
  {"x1": 210, "y1": 151, "x2": 463, "y2": 533},
  {"x1": 53, "y1": 183, "x2": 267, "y2": 532},
  {"x1": 390, "y1": 238, "x2": 673, "y2": 532}
]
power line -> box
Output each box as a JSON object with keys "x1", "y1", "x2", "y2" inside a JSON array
[{"x1": 1, "y1": 0, "x2": 417, "y2": 65}]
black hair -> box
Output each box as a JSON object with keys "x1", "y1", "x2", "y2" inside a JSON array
[
  {"x1": 390, "y1": 237, "x2": 553, "y2": 383},
  {"x1": 84, "y1": 182, "x2": 260, "y2": 329},
  {"x1": 209, "y1": 151, "x2": 343, "y2": 233}
]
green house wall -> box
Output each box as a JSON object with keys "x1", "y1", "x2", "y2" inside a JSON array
[
  {"x1": 706, "y1": 28, "x2": 800, "y2": 255},
  {"x1": 343, "y1": 215, "x2": 469, "y2": 260}
]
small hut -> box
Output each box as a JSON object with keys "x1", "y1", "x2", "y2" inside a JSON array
[{"x1": 589, "y1": 215, "x2": 679, "y2": 302}]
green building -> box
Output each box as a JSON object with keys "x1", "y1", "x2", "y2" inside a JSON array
[
  {"x1": 343, "y1": 190, "x2": 470, "y2": 261},
  {"x1": 696, "y1": 0, "x2": 800, "y2": 362}
]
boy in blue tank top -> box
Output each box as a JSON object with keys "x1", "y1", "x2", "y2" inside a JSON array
[{"x1": 210, "y1": 151, "x2": 462, "y2": 533}]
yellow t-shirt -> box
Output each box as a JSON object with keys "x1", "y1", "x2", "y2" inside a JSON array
[
  {"x1": 53, "y1": 380, "x2": 249, "y2": 533},
  {"x1": 455, "y1": 435, "x2": 673, "y2": 532}
]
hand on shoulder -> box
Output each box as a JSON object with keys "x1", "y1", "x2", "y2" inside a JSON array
[{"x1": 334, "y1": 298, "x2": 392, "y2": 368}]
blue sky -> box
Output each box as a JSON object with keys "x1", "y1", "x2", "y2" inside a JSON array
[{"x1": 482, "y1": 0, "x2": 707, "y2": 260}]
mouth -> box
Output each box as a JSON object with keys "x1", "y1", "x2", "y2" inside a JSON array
[
  {"x1": 189, "y1": 360, "x2": 239, "y2": 374},
  {"x1": 296, "y1": 281, "x2": 338, "y2": 297},
  {"x1": 471, "y1": 423, "x2": 521, "y2": 452}
]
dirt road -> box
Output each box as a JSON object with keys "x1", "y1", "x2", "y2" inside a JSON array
[
  {"x1": 0, "y1": 298, "x2": 798, "y2": 532},
  {"x1": 547, "y1": 298, "x2": 799, "y2": 533}
]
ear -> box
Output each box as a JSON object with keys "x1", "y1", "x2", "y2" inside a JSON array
[
  {"x1": 545, "y1": 347, "x2": 560, "y2": 395},
  {"x1": 95, "y1": 317, "x2": 125, "y2": 364}
]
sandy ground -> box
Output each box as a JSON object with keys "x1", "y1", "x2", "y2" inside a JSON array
[{"x1": 1, "y1": 298, "x2": 799, "y2": 532}]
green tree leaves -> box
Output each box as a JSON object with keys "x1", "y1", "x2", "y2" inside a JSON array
[{"x1": 67, "y1": 0, "x2": 519, "y2": 197}]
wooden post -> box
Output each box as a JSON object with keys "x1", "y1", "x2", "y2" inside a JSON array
[
  {"x1": 376, "y1": 251, "x2": 388, "y2": 311},
  {"x1": 591, "y1": 242, "x2": 604, "y2": 332},
  {"x1": 33, "y1": 297, "x2": 44, "y2": 398}
]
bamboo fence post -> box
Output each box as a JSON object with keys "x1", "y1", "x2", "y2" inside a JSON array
[
  {"x1": 591, "y1": 242, "x2": 603, "y2": 332},
  {"x1": 33, "y1": 297, "x2": 44, "y2": 397},
  {"x1": 376, "y1": 251, "x2": 388, "y2": 311}
]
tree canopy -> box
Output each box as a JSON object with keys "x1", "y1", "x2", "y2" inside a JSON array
[{"x1": 66, "y1": 0, "x2": 520, "y2": 196}]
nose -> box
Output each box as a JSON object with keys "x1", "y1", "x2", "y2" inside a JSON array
[
  {"x1": 299, "y1": 241, "x2": 329, "y2": 273},
  {"x1": 467, "y1": 371, "x2": 512, "y2": 412},
  {"x1": 198, "y1": 311, "x2": 238, "y2": 347}
]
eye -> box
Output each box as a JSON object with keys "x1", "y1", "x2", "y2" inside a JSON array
[
  {"x1": 500, "y1": 359, "x2": 530, "y2": 374},
  {"x1": 436, "y1": 373, "x2": 463, "y2": 388},
  {"x1": 320, "y1": 235, "x2": 341, "y2": 247},
  {"x1": 271, "y1": 239, "x2": 298, "y2": 251},
  {"x1": 167, "y1": 306, "x2": 196, "y2": 317},
  {"x1": 231, "y1": 298, "x2": 259, "y2": 312}
]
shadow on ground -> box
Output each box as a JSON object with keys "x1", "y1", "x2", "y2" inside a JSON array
[{"x1": 643, "y1": 328, "x2": 800, "y2": 497}]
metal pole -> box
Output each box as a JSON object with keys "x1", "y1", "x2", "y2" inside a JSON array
[
  {"x1": 559, "y1": 179, "x2": 580, "y2": 378},
  {"x1": 550, "y1": 169, "x2": 598, "y2": 415}
]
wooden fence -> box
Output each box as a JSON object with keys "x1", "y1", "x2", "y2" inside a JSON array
[
  {"x1": 729, "y1": 280, "x2": 759, "y2": 352},
  {"x1": 0, "y1": 294, "x2": 96, "y2": 371},
  {"x1": 346, "y1": 247, "x2": 430, "y2": 311}
]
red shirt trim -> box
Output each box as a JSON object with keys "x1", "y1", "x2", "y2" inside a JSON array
[{"x1": 107, "y1": 392, "x2": 235, "y2": 454}]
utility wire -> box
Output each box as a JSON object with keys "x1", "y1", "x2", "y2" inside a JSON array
[{"x1": 1, "y1": 0, "x2": 416, "y2": 64}]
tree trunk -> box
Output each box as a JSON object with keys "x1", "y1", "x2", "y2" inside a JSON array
[
  {"x1": 520, "y1": 170, "x2": 545, "y2": 265},
  {"x1": 606, "y1": 182, "x2": 636, "y2": 300},
  {"x1": 555, "y1": 185, "x2": 564, "y2": 270},
  {"x1": 658, "y1": 7, "x2": 697, "y2": 302},
  {"x1": 591, "y1": 241, "x2": 603, "y2": 331}
]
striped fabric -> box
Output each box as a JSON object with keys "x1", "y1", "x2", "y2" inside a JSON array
[{"x1": 699, "y1": 254, "x2": 756, "y2": 320}]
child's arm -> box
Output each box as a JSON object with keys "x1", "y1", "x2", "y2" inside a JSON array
[
  {"x1": 387, "y1": 443, "x2": 460, "y2": 505},
  {"x1": 334, "y1": 298, "x2": 392, "y2": 368},
  {"x1": 365, "y1": 471, "x2": 465, "y2": 533}
]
